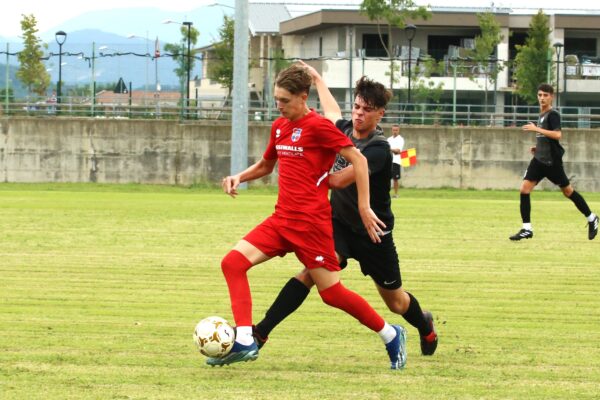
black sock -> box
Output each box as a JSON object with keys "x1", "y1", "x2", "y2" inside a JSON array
[
  {"x1": 402, "y1": 292, "x2": 431, "y2": 336},
  {"x1": 520, "y1": 193, "x2": 531, "y2": 224},
  {"x1": 568, "y1": 190, "x2": 592, "y2": 217},
  {"x1": 255, "y1": 278, "x2": 310, "y2": 339}
]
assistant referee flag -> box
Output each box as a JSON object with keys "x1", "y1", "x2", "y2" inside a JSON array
[{"x1": 400, "y1": 148, "x2": 417, "y2": 167}]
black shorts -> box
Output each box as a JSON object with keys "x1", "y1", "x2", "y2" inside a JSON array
[
  {"x1": 333, "y1": 218, "x2": 402, "y2": 290},
  {"x1": 391, "y1": 163, "x2": 401, "y2": 180},
  {"x1": 523, "y1": 158, "x2": 570, "y2": 187}
]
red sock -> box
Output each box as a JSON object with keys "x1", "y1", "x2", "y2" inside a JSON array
[
  {"x1": 319, "y1": 282, "x2": 385, "y2": 332},
  {"x1": 221, "y1": 250, "x2": 254, "y2": 326}
]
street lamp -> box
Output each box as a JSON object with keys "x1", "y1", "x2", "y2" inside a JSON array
[
  {"x1": 553, "y1": 42, "x2": 563, "y2": 107},
  {"x1": 183, "y1": 21, "x2": 193, "y2": 115},
  {"x1": 404, "y1": 24, "x2": 417, "y2": 106},
  {"x1": 163, "y1": 20, "x2": 193, "y2": 117},
  {"x1": 55, "y1": 31, "x2": 67, "y2": 105}
]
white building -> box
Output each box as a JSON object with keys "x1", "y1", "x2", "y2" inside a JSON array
[
  {"x1": 196, "y1": 4, "x2": 600, "y2": 123},
  {"x1": 279, "y1": 6, "x2": 600, "y2": 112}
]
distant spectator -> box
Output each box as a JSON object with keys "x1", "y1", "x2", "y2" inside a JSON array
[
  {"x1": 46, "y1": 91, "x2": 57, "y2": 115},
  {"x1": 387, "y1": 124, "x2": 404, "y2": 198}
]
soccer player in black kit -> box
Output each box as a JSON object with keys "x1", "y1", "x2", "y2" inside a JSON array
[
  {"x1": 510, "y1": 83, "x2": 598, "y2": 241},
  {"x1": 252, "y1": 61, "x2": 438, "y2": 362}
]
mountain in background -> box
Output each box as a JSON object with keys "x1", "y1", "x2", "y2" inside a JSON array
[
  {"x1": 36, "y1": 4, "x2": 234, "y2": 48},
  {"x1": 0, "y1": 63, "x2": 26, "y2": 97},
  {"x1": 0, "y1": 1, "x2": 235, "y2": 95},
  {"x1": 1, "y1": 30, "x2": 183, "y2": 92}
]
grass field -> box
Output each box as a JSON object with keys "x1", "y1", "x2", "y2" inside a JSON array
[{"x1": 1, "y1": 183, "x2": 599, "y2": 399}]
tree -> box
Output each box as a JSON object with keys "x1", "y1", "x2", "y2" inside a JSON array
[
  {"x1": 360, "y1": 0, "x2": 431, "y2": 92},
  {"x1": 271, "y1": 48, "x2": 291, "y2": 77},
  {"x1": 408, "y1": 56, "x2": 445, "y2": 124},
  {"x1": 467, "y1": 12, "x2": 505, "y2": 111},
  {"x1": 513, "y1": 10, "x2": 552, "y2": 104},
  {"x1": 16, "y1": 14, "x2": 50, "y2": 97},
  {"x1": 207, "y1": 15, "x2": 235, "y2": 97},
  {"x1": 411, "y1": 57, "x2": 445, "y2": 104},
  {"x1": 164, "y1": 24, "x2": 200, "y2": 100},
  {"x1": 0, "y1": 87, "x2": 15, "y2": 107}
]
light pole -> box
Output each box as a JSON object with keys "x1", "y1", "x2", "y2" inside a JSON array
[
  {"x1": 154, "y1": 36, "x2": 160, "y2": 92},
  {"x1": 207, "y1": 1, "x2": 249, "y2": 181},
  {"x1": 5, "y1": 43, "x2": 10, "y2": 114},
  {"x1": 90, "y1": 42, "x2": 96, "y2": 115},
  {"x1": 553, "y1": 42, "x2": 563, "y2": 107},
  {"x1": 404, "y1": 24, "x2": 417, "y2": 106},
  {"x1": 183, "y1": 21, "x2": 193, "y2": 116},
  {"x1": 55, "y1": 31, "x2": 67, "y2": 105},
  {"x1": 450, "y1": 58, "x2": 457, "y2": 126},
  {"x1": 163, "y1": 19, "x2": 194, "y2": 118},
  {"x1": 231, "y1": 0, "x2": 249, "y2": 186}
]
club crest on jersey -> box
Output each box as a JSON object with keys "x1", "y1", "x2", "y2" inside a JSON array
[
  {"x1": 276, "y1": 129, "x2": 281, "y2": 138},
  {"x1": 291, "y1": 128, "x2": 302, "y2": 142}
]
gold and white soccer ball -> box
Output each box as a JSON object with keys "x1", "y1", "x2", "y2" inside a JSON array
[{"x1": 193, "y1": 316, "x2": 235, "y2": 358}]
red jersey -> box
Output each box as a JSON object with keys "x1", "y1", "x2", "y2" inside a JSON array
[{"x1": 263, "y1": 110, "x2": 353, "y2": 223}]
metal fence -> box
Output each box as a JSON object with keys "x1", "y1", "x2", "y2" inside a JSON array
[{"x1": 3, "y1": 95, "x2": 600, "y2": 129}]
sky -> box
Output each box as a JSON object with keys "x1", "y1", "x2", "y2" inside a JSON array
[
  {"x1": 1, "y1": 0, "x2": 598, "y2": 38},
  {"x1": 0, "y1": 0, "x2": 213, "y2": 38}
]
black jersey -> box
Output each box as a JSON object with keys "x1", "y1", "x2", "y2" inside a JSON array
[
  {"x1": 330, "y1": 119, "x2": 394, "y2": 235},
  {"x1": 534, "y1": 109, "x2": 564, "y2": 166}
]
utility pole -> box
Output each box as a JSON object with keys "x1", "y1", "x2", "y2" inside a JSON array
[
  {"x1": 230, "y1": 0, "x2": 249, "y2": 187},
  {"x1": 4, "y1": 43, "x2": 9, "y2": 114}
]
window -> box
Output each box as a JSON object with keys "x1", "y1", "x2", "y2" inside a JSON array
[
  {"x1": 428, "y1": 35, "x2": 466, "y2": 61},
  {"x1": 509, "y1": 32, "x2": 527, "y2": 61},
  {"x1": 338, "y1": 28, "x2": 346, "y2": 53},
  {"x1": 565, "y1": 37, "x2": 597, "y2": 61},
  {"x1": 363, "y1": 34, "x2": 388, "y2": 57}
]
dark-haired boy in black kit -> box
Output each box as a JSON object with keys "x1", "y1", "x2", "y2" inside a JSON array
[{"x1": 510, "y1": 83, "x2": 598, "y2": 241}]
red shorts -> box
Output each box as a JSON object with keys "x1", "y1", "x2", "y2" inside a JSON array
[{"x1": 244, "y1": 214, "x2": 340, "y2": 271}]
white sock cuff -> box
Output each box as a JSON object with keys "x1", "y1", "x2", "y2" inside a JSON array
[
  {"x1": 378, "y1": 322, "x2": 396, "y2": 344},
  {"x1": 587, "y1": 213, "x2": 597, "y2": 222},
  {"x1": 235, "y1": 326, "x2": 254, "y2": 345}
]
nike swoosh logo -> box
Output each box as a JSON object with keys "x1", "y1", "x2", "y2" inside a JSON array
[{"x1": 384, "y1": 280, "x2": 396, "y2": 285}]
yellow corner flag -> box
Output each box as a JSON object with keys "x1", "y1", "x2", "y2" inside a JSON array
[{"x1": 400, "y1": 148, "x2": 417, "y2": 167}]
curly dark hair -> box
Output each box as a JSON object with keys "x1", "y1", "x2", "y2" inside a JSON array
[
  {"x1": 537, "y1": 83, "x2": 554, "y2": 94},
  {"x1": 275, "y1": 64, "x2": 312, "y2": 95},
  {"x1": 353, "y1": 76, "x2": 392, "y2": 109}
]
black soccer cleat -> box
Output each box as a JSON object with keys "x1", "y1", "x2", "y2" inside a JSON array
[
  {"x1": 509, "y1": 229, "x2": 533, "y2": 241},
  {"x1": 420, "y1": 311, "x2": 438, "y2": 356},
  {"x1": 589, "y1": 216, "x2": 599, "y2": 240}
]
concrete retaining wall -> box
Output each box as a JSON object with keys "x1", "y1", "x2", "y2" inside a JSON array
[{"x1": 1, "y1": 117, "x2": 598, "y2": 191}]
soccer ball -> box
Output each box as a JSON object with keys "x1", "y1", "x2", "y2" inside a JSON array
[{"x1": 193, "y1": 316, "x2": 235, "y2": 358}]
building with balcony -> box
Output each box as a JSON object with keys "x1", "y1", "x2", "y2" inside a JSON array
[
  {"x1": 279, "y1": 6, "x2": 600, "y2": 116},
  {"x1": 195, "y1": 4, "x2": 600, "y2": 125}
]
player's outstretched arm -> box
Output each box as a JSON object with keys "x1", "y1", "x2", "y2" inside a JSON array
[
  {"x1": 298, "y1": 60, "x2": 342, "y2": 124},
  {"x1": 338, "y1": 146, "x2": 385, "y2": 242},
  {"x1": 328, "y1": 165, "x2": 355, "y2": 189},
  {"x1": 222, "y1": 157, "x2": 276, "y2": 198}
]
